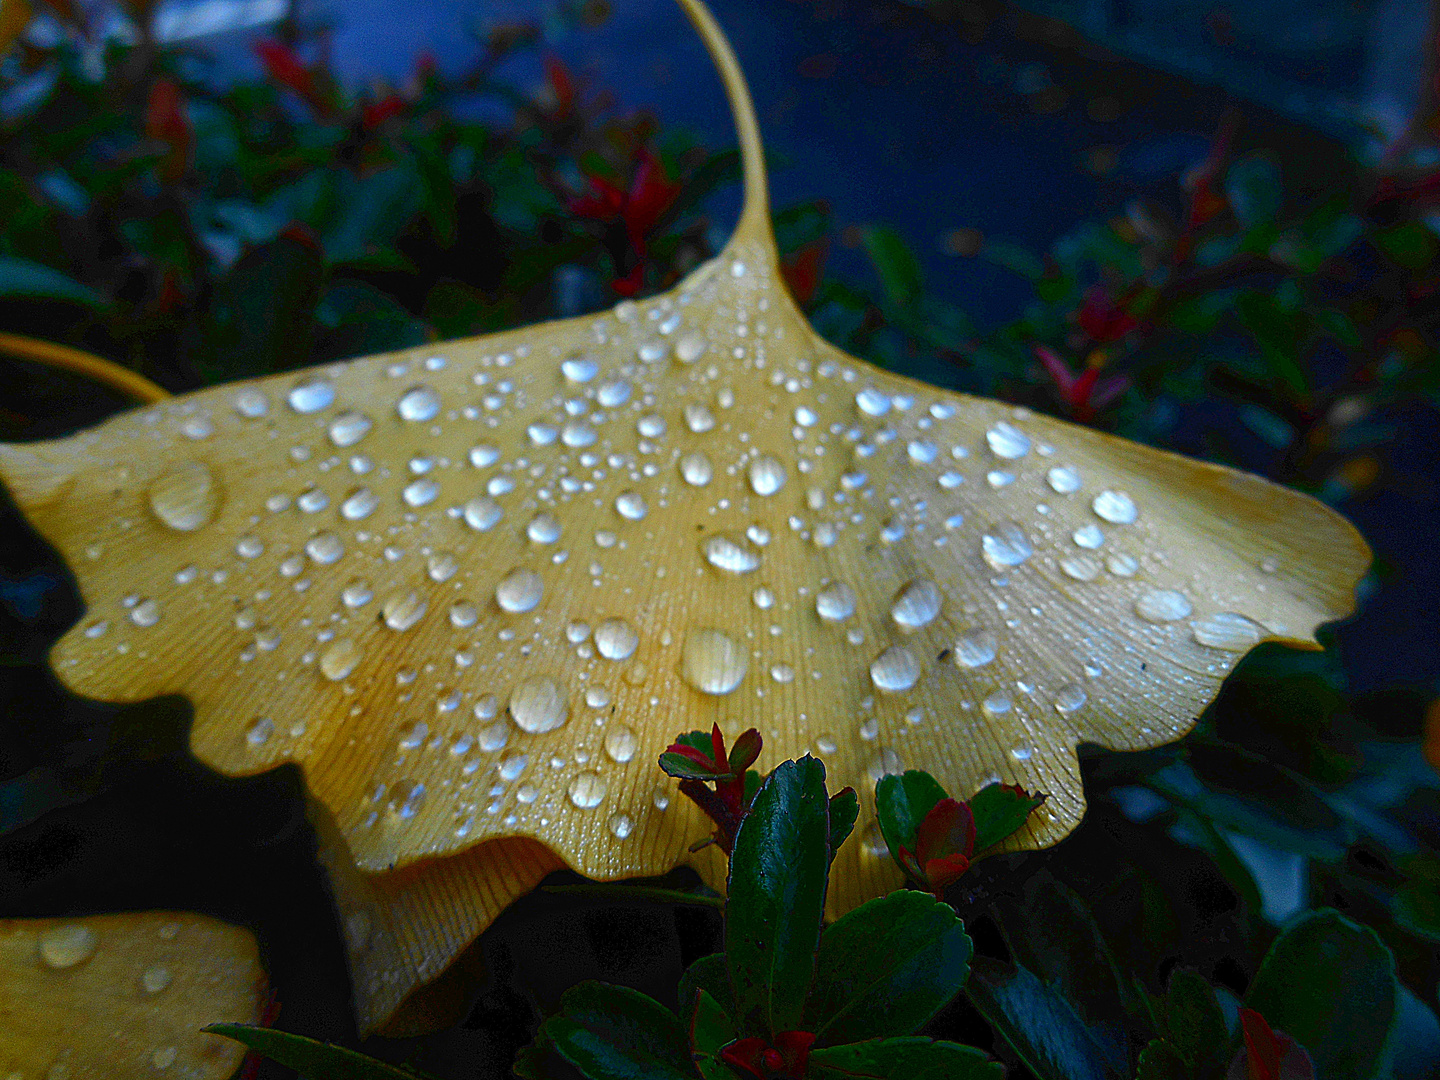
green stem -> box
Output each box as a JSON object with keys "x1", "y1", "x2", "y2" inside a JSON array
[{"x1": 541, "y1": 883, "x2": 725, "y2": 910}]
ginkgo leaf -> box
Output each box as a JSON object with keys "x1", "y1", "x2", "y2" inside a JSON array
[
  {"x1": 0, "y1": 911, "x2": 266, "y2": 1078},
  {"x1": 0, "y1": 0, "x2": 1366, "y2": 1033}
]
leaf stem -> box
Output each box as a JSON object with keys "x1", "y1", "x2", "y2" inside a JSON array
[{"x1": 541, "y1": 883, "x2": 725, "y2": 910}]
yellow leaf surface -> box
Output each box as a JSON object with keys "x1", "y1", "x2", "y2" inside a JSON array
[
  {"x1": 0, "y1": 0, "x2": 1367, "y2": 1033},
  {"x1": 0, "y1": 911, "x2": 266, "y2": 1078}
]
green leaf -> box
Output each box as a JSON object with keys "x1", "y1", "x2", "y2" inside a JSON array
[
  {"x1": 804, "y1": 890, "x2": 972, "y2": 1045},
  {"x1": 864, "y1": 225, "x2": 924, "y2": 308},
  {"x1": 875, "y1": 770, "x2": 948, "y2": 864},
  {"x1": 725, "y1": 755, "x2": 830, "y2": 1038},
  {"x1": 1234, "y1": 291, "x2": 1308, "y2": 400},
  {"x1": 0, "y1": 256, "x2": 107, "y2": 307},
  {"x1": 203, "y1": 1025, "x2": 438, "y2": 1079},
  {"x1": 968, "y1": 783, "x2": 1045, "y2": 851},
  {"x1": 1134, "y1": 1039, "x2": 1189, "y2": 1080},
  {"x1": 1245, "y1": 909, "x2": 1398, "y2": 1080},
  {"x1": 541, "y1": 982, "x2": 697, "y2": 1080},
  {"x1": 678, "y1": 953, "x2": 735, "y2": 1021},
  {"x1": 965, "y1": 959, "x2": 1127, "y2": 1080},
  {"x1": 1393, "y1": 854, "x2": 1440, "y2": 943},
  {"x1": 829, "y1": 787, "x2": 859, "y2": 862},
  {"x1": 807, "y1": 1037, "x2": 1002, "y2": 1080},
  {"x1": 1225, "y1": 154, "x2": 1283, "y2": 229},
  {"x1": 1162, "y1": 968, "x2": 1226, "y2": 1067},
  {"x1": 690, "y1": 988, "x2": 738, "y2": 1080},
  {"x1": 658, "y1": 751, "x2": 730, "y2": 781}
]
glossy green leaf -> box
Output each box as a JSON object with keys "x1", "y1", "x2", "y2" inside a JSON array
[
  {"x1": 678, "y1": 953, "x2": 735, "y2": 1022},
  {"x1": 689, "y1": 989, "x2": 737, "y2": 1080},
  {"x1": 204, "y1": 1025, "x2": 438, "y2": 1079},
  {"x1": 725, "y1": 755, "x2": 830, "y2": 1038},
  {"x1": 0, "y1": 256, "x2": 107, "y2": 307},
  {"x1": 1162, "y1": 968, "x2": 1227, "y2": 1067},
  {"x1": 541, "y1": 982, "x2": 697, "y2": 1080},
  {"x1": 807, "y1": 1037, "x2": 1002, "y2": 1080},
  {"x1": 829, "y1": 787, "x2": 859, "y2": 862},
  {"x1": 875, "y1": 770, "x2": 948, "y2": 865},
  {"x1": 804, "y1": 890, "x2": 972, "y2": 1045},
  {"x1": 1134, "y1": 1038, "x2": 1189, "y2": 1080},
  {"x1": 969, "y1": 782, "x2": 1045, "y2": 851},
  {"x1": 1245, "y1": 909, "x2": 1398, "y2": 1080},
  {"x1": 965, "y1": 959, "x2": 1127, "y2": 1080}
]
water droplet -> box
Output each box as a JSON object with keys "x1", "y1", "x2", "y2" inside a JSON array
[
  {"x1": 499, "y1": 753, "x2": 529, "y2": 781},
  {"x1": 382, "y1": 590, "x2": 427, "y2": 631},
  {"x1": 130, "y1": 598, "x2": 160, "y2": 627},
  {"x1": 1191, "y1": 612, "x2": 1263, "y2": 650},
  {"x1": 403, "y1": 478, "x2": 440, "y2": 507},
  {"x1": 908, "y1": 440, "x2": 938, "y2": 464},
  {"x1": 426, "y1": 552, "x2": 458, "y2": 582},
  {"x1": 680, "y1": 452, "x2": 713, "y2": 486},
  {"x1": 981, "y1": 521, "x2": 1032, "y2": 568},
  {"x1": 141, "y1": 964, "x2": 172, "y2": 994},
  {"x1": 604, "y1": 724, "x2": 638, "y2": 763},
  {"x1": 891, "y1": 579, "x2": 942, "y2": 629},
  {"x1": 328, "y1": 411, "x2": 372, "y2": 447},
  {"x1": 526, "y1": 513, "x2": 561, "y2": 544},
  {"x1": 770, "y1": 663, "x2": 795, "y2": 683},
  {"x1": 1106, "y1": 552, "x2": 1138, "y2": 577},
  {"x1": 342, "y1": 580, "x2": 373, "y2": 608},
  {"x1": 598, "y1": 378, "x2": 631, "y2": 407},
  {"x1": 397, "y1": 384, "x2": 441, "y2": 422},
  {"x1": 341, "y1": 488, "x2": 378, "y2": 520},
  {"x1": 867, "y1": 748, "x2": 904, "y2": 782},
  {"x1": 1046, "y1": 466, "x2": 1081, "y2": 493},
  {"x1": 562, "y1": 421, "x2": 597, "y2": 447},
  {"x1": 745, "y1": 455, "x2": 786, "y2": 497},
  {"x1": 954, "y1": 629, "x2": 997, "y2": 668},
  {"x1": 305, "y1": 532, "x2": 344, "y2": 564},
  {"x1": 388, "y1": 779, "x2": 426, "y2": 820},
  {"x1": 752, "y1": 586, "x2": 775, "y2": 610},
  {"x1": 681, "y1": 628, "x2": 748, "y2": 695},
  {"x1": 986, "y1": 421, "x2": 1031, "y2": 459},
  {"x1": 1053, "y1": 683, "x2": 1087, "y2": 713},
  {"x1": 496, "y1": 569, "x2": 543, "y2": 613},
  {"x1": 39, "y1": 924, "x2": 97, "y2": 968},
  {"x1": 234, "y1": 388, "x2": 269, "y2": 418},
  {"x1": 703, "y1": 534, "x2": 760, "y2": 574},
  {"x1": 856, "y1": 387, "x2": 891, "y2": 416},
  {"x1": 1073, "y1": 524, "x2": 1105, "y2": 549},
  {"x1": 638, "y1": 414, "x2": 665, "y2": 438},
  {"x1": 815, "y1": 582, "x2": 857, "y2": 622},
  {"x1": 982, "y1": 692, "x2": 1012, "y2": 716},
  {"x1": 562, "y1": 356, "x2": 598, "y2": 382},
  {"x1": 152, "y1": 1046, "x2": 178, "y2": 1070},
  {"x1": 615, "y1": 491, "x2": 647, "y2": 520},
  {"x1": 477, "y1": 721, "x2": 509, "y2": 752},
  {"x1": 470, "y1": 444, "x2": 500, "y2": 468},
  {"x1": 675, "y1": 332, "x2": 707, "y2": 363},
  {"x1": 464, "y1": 497, "x2": 503, "y2": 532},
  {"x1": 1060, "y1": 554, "x2": 1101, "y2": 581},
  {"x1": 684, "y1": 403, "x2": 716, "y2": 433},
  {"x1": 1093, "y1": 490, "x2": 1137, "y2": 524},
  {"x1": 288, "y1": 377, "x2": 335, "y2": 413},
  {"x1": 1135, "y1": 589, "x2": 1192, "y2": 623},
  {"x1": 595, "y1": 618, "x2": 640, "y2": 661},
  {"x1": 148, "y1": 462, "x2": 219, "y2": 531},
  {"x1": 509, "y1": 677, "x2": 568, "y2": 733},
  {"x1": 320, "y1": 639, "x2": 360, "y2": 681},
  {"x1": 870, "y1": 646, "x2": 920, "y2": 692},
  {"x1": 568, "y1": 771, "x2": 607, "y2": 809},
  {"x1": 527, "y1": 422, "x2": 557, "y2": 446},
  {"x1": 246, "y1": 716, "x2": 274, "y2": 746},
  {"x1": 608, "y1": 812, "x2": 633, "y2": 838}
]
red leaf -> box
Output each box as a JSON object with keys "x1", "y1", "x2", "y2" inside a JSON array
[
  {"x1": 1241, "y1": 1008, "x2": 1284, "y2": 1080},
  {"x1": 544, "y1": 53, "x2": 575, "y2": 114},
  {"x1": 622, "y1": 149, "x2": 682, "y2": 247},
  {"x1": 921, "y1": 852, "x2": 973, "y2": 893},
  {"x1": 361, "y1": 94, "x2": 406, "y2": 130},
  {"x1": 720, "y1": 1037, "x2": 771, "y2": 1080},
  {"x1": 145, "y1": 78, "x2": 191, "y2": 183},
  {"x1": 782, "y1": 239, "x2": 828, "y2": 306},
  {"x1": 254, "y1": 40, "x2": 330, "y2": 115},
  {"x1": 914, "y1": 797, "x2": 976, "y2": 864}
]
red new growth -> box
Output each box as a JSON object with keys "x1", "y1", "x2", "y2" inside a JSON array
[
  {"x1": 898, "y1": 797, "x2": 976, "y2": 897},
  {"x1": 720, "y1": 1031, "x2": 816, "y2": 1080}
]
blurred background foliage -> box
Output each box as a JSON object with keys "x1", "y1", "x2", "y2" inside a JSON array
[{"x1": 0, "y1": 0, "x2": 1438, "y2": 1077}]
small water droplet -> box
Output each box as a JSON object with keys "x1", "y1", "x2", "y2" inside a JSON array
[
  {"x1": 382, "y1": 590, "x2": 427, "y2": 631},
  {"x1": 1073, "y1": 524, "x2": 1105, "y2": 549},
  {"x1": 38, "y1": 924, "x2": 97, "y2": 968},
  {"x1": 982, "y1": 692, "x2": 1012, "y2": 716},
  {"x1": 1191, "y1": 611, "x2": 1263, "y2": 650},
  {"x1": 604, "y1": 724, "x2": 638, "y2": 763},
  {"x1": 1053, "y1": 683, "x2": 1087, "y2": 713},
  {"x1": 562, "y1": 421, "x2": 597, "y2": 447},
  {"x1": 747, "y1": 456, "x2": 786, "y2": 497},
  {"x1": 562, "y1": 356, "x2": 598, "y2": 383},
  {"x1": 341, "y1": 488, "x2": 378, "y2": 520},
  {"x1": 675, "y1": 332, "x2": 707, "y2": 363},
  {"x1": 598, "y1": 378, "x2": 632, "y2": 407},
  {"x1": 141, "y1": 964, "x2": 172, "y2": 994},
  {"x1": 305, "y1": 532, "x2": 344, "y2": 564},
  {"x1": 1135, "y1": 589, "x2": 1192, "y2": 623},
  {"x1": 891, "y1": 579, "x2": 942, "y2": 629},
  {"x1": 152, "y1": 1046, "x2": 178, "y2": 1070},
  {"x1": 1060, "y1": 554, "x2": 1101, "y2": 581},
  {"x1": 815, "y1": 581, "x2": 857, "y2": 622},
  {"x1": 569, "y1": 771, "x2": 607, "y2": 808},
  {"x1": 1107, "y1": 553, "x2": 1138, "y2": 577},
  {"x1": 856, "y1": 387, "x2": 891, "y2": 416},
  {"x1": 1093, "y1": 490, "x2": 1137, "y2": 524},
  {"x1": 954, "y1": 629, "x2": 997, "y2": 668},
  {"x1": 496, "y1": 569, "x2": 543, "y2": 613},
  {"x1": 130, "y1": 598, "x2": 160, "y2": 627},
  {"x1": 681, "y1": 628, "x2": 748, "y2": 695},
  {"x1": 770, "y1": 663, "x2": 795, "y2": 683},
  {"x1": 328, "y1": 411, "x2": 372, "y2": 447},
  {"x1": 387, "y1": 779, "x2": 426, "y2": 820},
  {"x1": 464, "y1": 497, "x2": 504, "y2": 532},
  {"x1": 397, "y1": 385, "x2": 442, "y2": 422},
  {"x1": 703, "y1": 534, "x2": 760, "y2": 574},
  {"x1": 403, "y1": 478, "x2": 440, "y2": 507},
  {"x1": 427, "y1": 551, "x2": 458, "y2": 582},
  {"x1": 246, "y1": 716, "x2": 274, "y2": 746},
  {"x1": 320, "y1": 639, "x2": 360, "y2": 681},
  {"x1": 608, "y1": 812, "x2": 633, "y2": 838},
  {"x1": 499, "y1": 753, "x2": 529, "y2": 781},
  {"x1": 684, "y1": 403, "x2": 716, "y2": 433},
  {"x1": 981, "y1": 522, "x2": 1032, "y2": 568},
  {"x1": 342, "y1": 580, "x2": 373, "y2": 608},
  {"x1": 234, "y1": 388, "x2": 269, "y2": 418},
  {"x1": 1046, "y1": 466, "x2": 1081, "y2": 493},
  {"x1": 986, "y1": 421, "x2": 1031, "y2": 459},
  {"x1": 148, "y1": 462, "x2": 220, "y2": 531},
  {"x1": 297, "y1": 487, "x2": 329, "y2": 513},
  {"x1": 680, "y1": 452, "x2": 713, "y2": 486},
  {"x1": 526, "y1": 513, "x2": 561, "y2": 544},
  {"x1": 615, "y1": 491, "x2": 647, "y2": 520},
  {"x1": 510, "y1": 677, "x2": 568, "y2": 733},
  {"x1": 907, "y1": 439, "x2": 938, "y2": 464},
  {"x1": 288, "y1": 377, "x2": 335, "y2": 413},
  {"x1": 866, "y1": 747, "x2": 904, "y2": 782},
  {"x1": 752, "y1": 586, "x2": 775, "y2": 610},
  {"x1": 595, "y1": 618, "x2": 639, "y2": 661},
  {"x1": 870, "y1": 646, "x2": 920, "y2": 692}
]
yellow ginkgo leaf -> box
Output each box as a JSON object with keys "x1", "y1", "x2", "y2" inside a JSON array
[
  {"x1": 0, "y1": 0, "x2": 1366, "y2": 1034},
  {"x1": 0, "y1": 911, "x2": 266, "y2": 1078}
]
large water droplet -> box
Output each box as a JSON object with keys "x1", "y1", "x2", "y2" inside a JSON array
[
  {"x1": 703, "y1": 534, "x2": 760, "y2": 574},
  {"x1": 568, "y1": 771, "x2": 608, "y2": 809},
  {"x1": 509, "y1": 677, "x2": 568, "y2": 733},
  {"x1": 39, "y1": 923, "x2": 97, "y2": 968},
  {"x1": 1046, "y1": 466, "x2": 1081, "y2": 493},
  {"x1": 748, "y1": 456, "x2": 786, "y2": 496},
  {"x1": 320, "y1": 638, "x2": 360, "y2": 681},
  {"x1": 403, "y1": 478, "x2": 440, "y2": 507},
  {"x1": 604, "y1": 724, "x2": 638, "y2": 763},
  {"x1": 681, "y1": 628, "x2": 748, "y2": 695},
  {"x1": 597, "y1": 378, "x2": 631, "y2": 407},
  {"x1": 595, "y1": 618, "x2": 639, "y2": 661},
  {"x1": 288, "y1": 377, "x2": 335, "y2": 414},
  {"x1": 527, "y1": 513, "x2": 561, "y2": 544},
  {"x1": 856, "y1": 387, "x2": 891, "y2": 416},
  {"x1": 382, "y1": 590, "x2": 427, "y2": 631},
  {"x1": 981, "y1": 522, "x2": 1032, "y2": 568},
  {"x1": 1135, "y1": 589, "x2": 1192, "y2": 623},
  {"x1": 615, "y1": 491, "x2": 647, "y2": 520},
  {"x1": 397, "y1": 384, "x2": 441, "y2": 422},
  {"x1": 148, "y1": 462, "x2": 220, "y2": 531},
  {"x1": 954, "y1": 629, "x2": 997, "y2": 668},
  {"x1": 1191, "y1": 611, "x2": 1263, "y2": 650},
  {"x1": 342, "y1": 488, "x2": 379, "y2": 520},
  {"x1": 328, "y1": 411, "x2": 372, "y2": 447},
  {"x1": 305, "y1": 532, "x2": 344, "y2": 564},
  {"x1": 684, "y1": 403, "x2": 715, "y2": 433},
  {"x1": 562, "y1": 356, "x2": 598, "y2": 383},
  {"x1": 496, "y1": 568, "x2": 543, "y2": 613},
  {"x1": 1093, "y1": 490, "x2": 1137, "y2": 524},
  {"x1": 680, "y1": 452, "x2": 713, "y2": 486},
  {"x1": 891, "y1": 579, "x2": 942, "y2": 629},
  {"x1": 870, "y1": 646, "x2": 920, "y2": 692},
  {"x1": 464, "y1": 497, "x2": 504, "y2": 532},
  {"x1": 815, "y1": 582, "x2": 857, "y2": 622},
  {"x1": 986, "y1": 421, "x2": 1031, "y2": 459}
]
